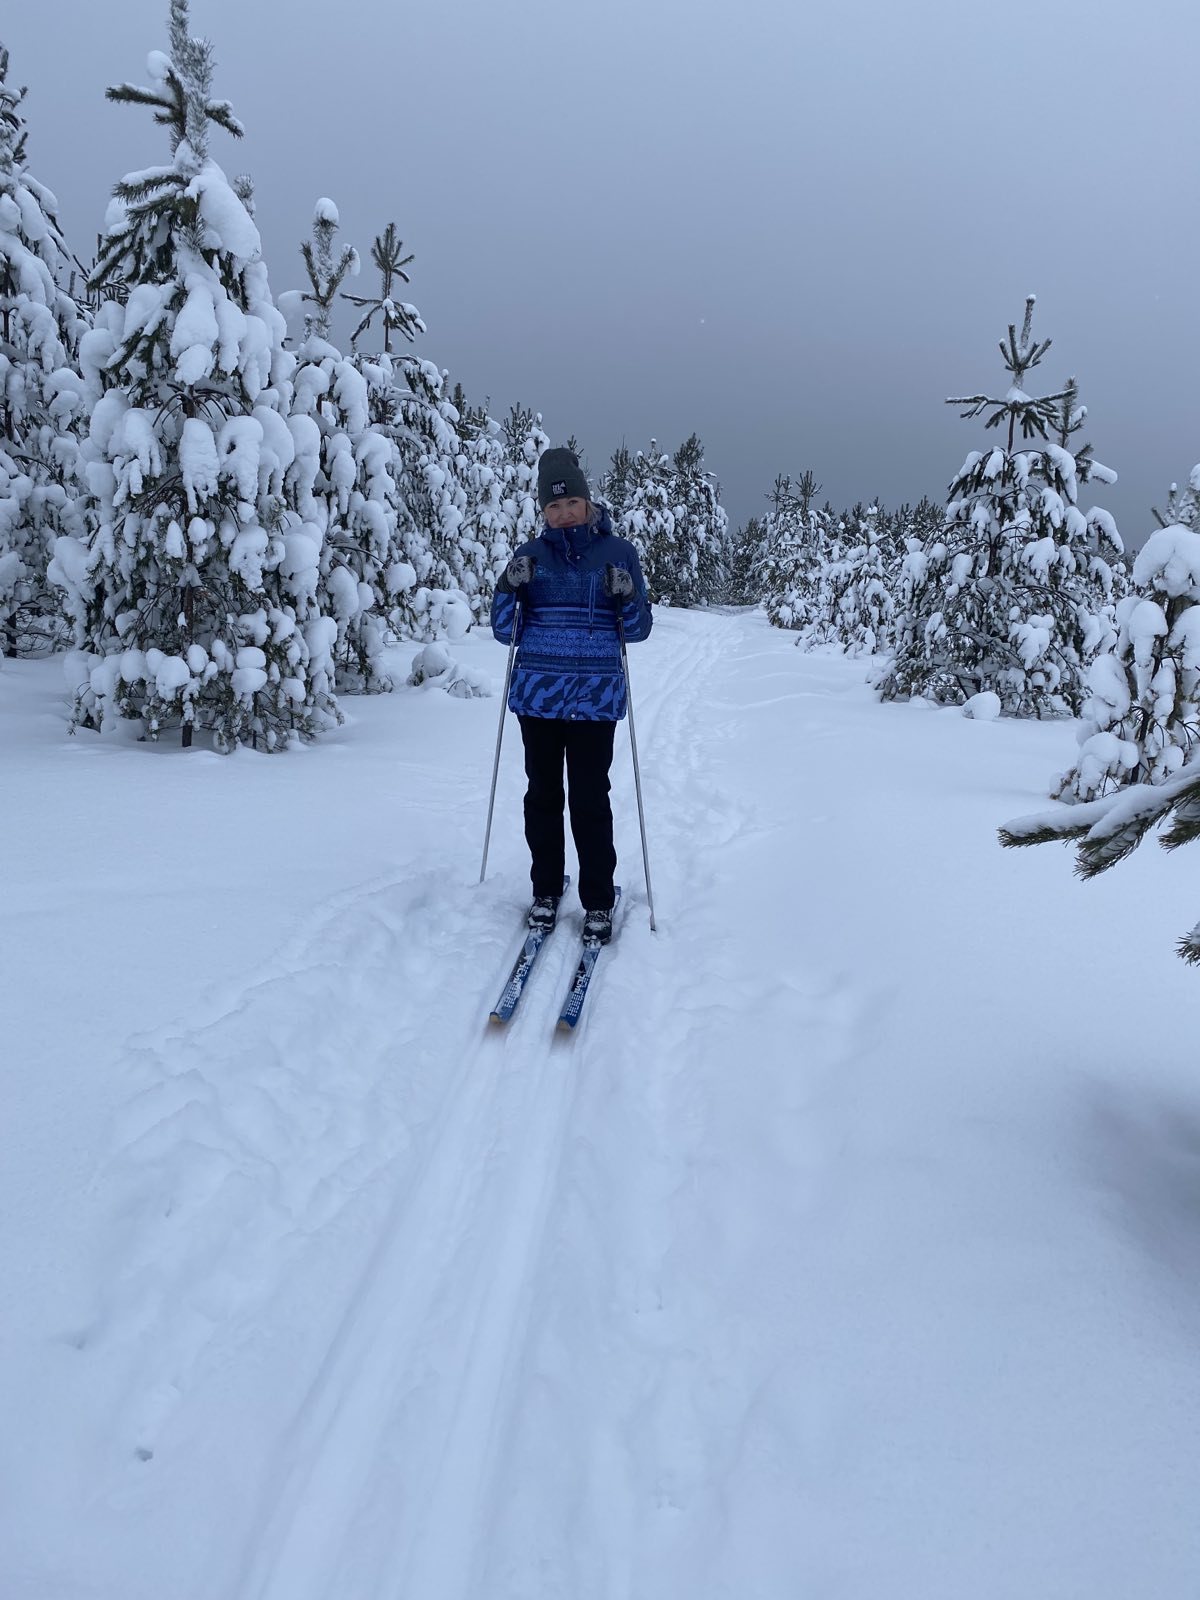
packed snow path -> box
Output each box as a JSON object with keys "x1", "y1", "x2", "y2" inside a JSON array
[{"x1": 4, "y1": 609, "x2": 1200, "y2": 1599}]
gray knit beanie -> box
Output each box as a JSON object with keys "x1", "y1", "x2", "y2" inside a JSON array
[{"x1": 537, "y1": 446, "x2": 589, "y2": 509}]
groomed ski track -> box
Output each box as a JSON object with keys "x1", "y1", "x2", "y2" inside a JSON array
[
  {"x1": 88, "y1": 609, "x2": 757, "y2": 1600},
  {"x1": 237, "y1": 617, "x2": 731, "y2": 1600},
  {"x1": 236, "y1": 614, "x2": 723, "y2": 1600},
  {"x1": 16, "y1": 607, "x2": 1200, "y2": 1599}
]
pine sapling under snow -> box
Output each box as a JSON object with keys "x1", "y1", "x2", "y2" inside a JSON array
[
  {"x1": 726, "y1": 514, "x2": 768, "y2": 607},
  {"x1": 0, "y1": 45, "x2": 88, "y2": 658},
  {"x1": 288, "y1": 199, "x2": 405, "y2": 692},
  {"x1": 626, "y1": 442, "x2": 678, "y2": 605},
  {"x1": 341, "y1": 221, "x2": 503, "y2": 639},
  {"x1": 51, "y1": 1, "x2": 339, "y2": 748},
  {"x1": 503, "y1": 405, "x2": 548, "y2": 550},
  {"x1": 1002, "y1": 704, "x2": 1200, "y2": 966},
  {"x1": 598, "y1": 443, "x2": 634, "y2": 534},
  {"x1": 1150, "y1": 466, "x2": 1200, "y2": 538},
  {"x1": 671, "y1": 434, "x2": 727, "y2": 606},
  {"x1": 810, "y1": 506, "x2": 894, "y2": 657},
  {"x1": 878, "y1": 297, "x2": 1123, "y2": 716},
  {"x1": 390, "y1": 367, "x2": 473, "y2": 639},
  {"x1": 336, "y1": 219, "x2": 473, "y2": 644},
  {"x1": 624, "y1": 436, "x2": 725, "y2": 609},
  {"x1": 1052, "y1": 519, "x2": 1200, "y2": 802},
  {"x1": 761, "y1": 475, "x2": 826, "y2": 633},
  {"x1": 359, "y1": 332, "x2": 503, "y2": 644},
  {"x1": 454, "y1": 408, "x2": 516, "y2": 616}
]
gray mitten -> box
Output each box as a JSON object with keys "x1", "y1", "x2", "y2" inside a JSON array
[
  {"x1": 502, "y1": 554, "x2": 536, "y2": 592},
  {"x1": 604, "y1": 564, "x2": 634, "y2": 599}
]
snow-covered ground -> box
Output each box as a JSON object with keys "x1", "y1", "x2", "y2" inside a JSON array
[{"x1": 4, "y1": 607, "x2": 1199, "y2": 1599}]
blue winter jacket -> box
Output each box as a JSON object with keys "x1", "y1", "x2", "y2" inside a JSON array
[{"x1": 491, "y1": 506, "x2": 653, "y2": 721}]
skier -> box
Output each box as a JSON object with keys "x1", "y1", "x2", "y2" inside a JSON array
[{"x1": 491, "y1": 446, "x2": 653, "y2": 945}]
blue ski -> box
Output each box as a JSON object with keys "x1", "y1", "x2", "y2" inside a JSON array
[
  {"x1": 490, "y1": 879, "x2": 569, "y2": 1024},
  {"x1": 556, "y1": 887, "x2": 622, "y2": 1032}
]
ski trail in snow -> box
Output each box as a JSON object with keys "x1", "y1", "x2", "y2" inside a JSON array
[
  {"x1": 239, "y1": 950, "x2": 607, "y2": 1600},
  {"x1": 90, "y1": 610, "x2": 876, "y2": 1599},
  {"x1": 389, "y1": 1038, "x2": 582, "y2": 1600},
  {"x1": 616, "y1": 619, "x2": 878, "y2": 1587},
  {"x1": 463, "y1": 610, "x2": 776, "y2": 1593},
  {"x1": 24, "y1": 613, "x2": 1200, "y2": 1600},
  {"x1": 240, "y1": 1028, "x2": 523, "y2": 1598},
  {"x1": 472, "y1": 613, "x2": 879, "y2": 1596},
  {"x1": 240, "y1": 616, "x2": 732, "y2": 1600},
  {"x1": 87, "y1": 860, "x2": 546, "y2": 1475}
]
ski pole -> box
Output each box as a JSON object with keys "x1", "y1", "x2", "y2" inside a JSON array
[
  {"x1": 617, "y1": 615, "x2": 657, "y2": 932},
  {"x1": 479, "y1": 602, "x2": 520, "y2": 885}
]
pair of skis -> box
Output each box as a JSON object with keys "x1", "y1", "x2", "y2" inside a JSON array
[{"x1": 490, "y1": 886, "x2": 621, "y2": 1032}]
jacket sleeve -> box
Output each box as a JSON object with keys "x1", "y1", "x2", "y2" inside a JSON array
[
  {"x1": 491, "y1": 586, "x2": 518, "y2": 645},
  {"x1": 619, "y1": 545, "x2": 653, "y2": 642}
]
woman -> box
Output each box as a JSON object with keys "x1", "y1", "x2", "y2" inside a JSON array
[{"x1": 491, "y1": 446, "x2": 653, "y2": 944}]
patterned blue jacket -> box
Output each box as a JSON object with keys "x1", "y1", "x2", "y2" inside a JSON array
[{"x1": 491, "y1": 506, "x2": 653, "y2": 721}]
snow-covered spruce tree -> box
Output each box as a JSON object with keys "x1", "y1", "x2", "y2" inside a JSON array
[
  {"x1": 760, "y1": 476, "x2": 806, "y2": 628},
  {"x1": 337, "y1": 221, "x2": 470, "y2": 642},
  {"x1": 454, "y1": 404, "x2": 514, "y2": 615},
  {"x1": 447, "y1": 378, "x2": 488, "y2": 438},
  {"x1": 885, "y1": 527, "x2": 949, "y2": 683},
  {"x1": 318, "y1": 207, "x2": 477, "y2": 677},
  {"x1": 811, "y1": 504, "x2": 894, "y2": 656},
  {"x1": 501, "y1": 404, "x2": 548, "y2": 553},
  {"x1": 1150, "y1": 467, "x2": 1200, "y2": 536},
  {"x1": 873, "y1": 496, "x2": 948, "y2": 668},
  {"x1": 872, "y1": 497, "x2": 936, "y2": 600},
  {"x1": 355, "y1": 231, "x2": 513, "y2": 633},
  {"x1": 899, "y1": 496, "x2": 944, "y2": 551},
  {"x1": 399, "y1": 366, "x2": 483, "y2": 637},
  {"x1": 297, "y1": 199, "x2": 359, "y2": 342},
  {"x1": 0, "y1": 45, "x2": 87, "y2": 657},
  {"x1": 51, "y1": 4, "x2": 339, "y2": 749},
  {"x1": 797, "y1": 503, "x2": 850, "y2": 647},
  {"x1": 761, "y1": 472, "x2": 827, "y2": 632},
  {"x1": 626, "y1": 440, "x2": 680, "y2": 604},
  {"x1": 342, "y1": 221, "x2": 417, "y2": 358},
  {"x1": 1001, "y1": 744, "x2": 1200, "y2": 965},
  {"x1": 1051, "y1": 522, "x2": 1200, "y2": 801},
  {"x1": 337, "y1": 338, "x2": 478, "y2": 645},
  {"x1": 699, "y1": 516, "x2": 734, "y2": 605},
  {"x1": 598, "y1": 442, "x2": 634, "y2": 532},
  {"x1": 726, "y1": 514, "x2": 768, "y2": 606},
  {"x1": 407, "y1": 398, "x2": 544, "y2": 637},
  {"x1": 671, "y1": 433, "x2": 727, "y2": 605},
  {"x1": 877, "y1": 298, "x2": 1123, "y2": 716},
  {"x1": 288, "y1": 200, "x2": 404, "y2": 692}
]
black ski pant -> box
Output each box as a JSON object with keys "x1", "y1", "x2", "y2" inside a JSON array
[{"x1": 519, "y1": 716, "x2": 617, "y2": 912}]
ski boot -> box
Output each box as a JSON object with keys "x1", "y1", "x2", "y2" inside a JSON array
[{"x1": 527, "y1": 894, "x2": 560, "y2": 934}]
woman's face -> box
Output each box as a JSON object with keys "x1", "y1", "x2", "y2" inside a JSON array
[{"x1": 544, "y1": 497, "x2": 588, "y2": 529}]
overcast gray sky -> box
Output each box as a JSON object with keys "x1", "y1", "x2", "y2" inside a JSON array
[{"x1": 5, "y1": 0, "x2": 1199, "y2": 538}]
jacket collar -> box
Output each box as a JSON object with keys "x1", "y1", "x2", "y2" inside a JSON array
[{"x1": 541, "y1": 502, "x2": 614, "y2": 550}]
